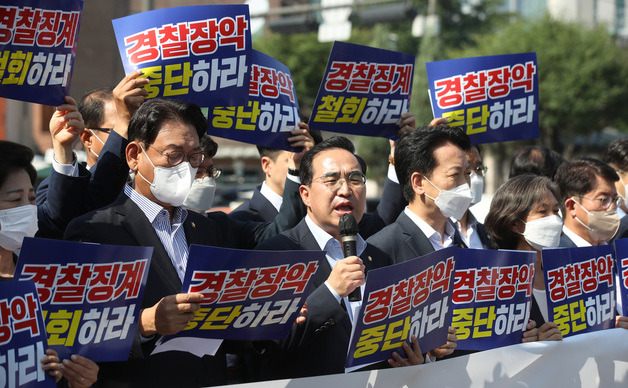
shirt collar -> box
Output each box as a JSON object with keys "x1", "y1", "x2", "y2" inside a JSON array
[
  {"x1": 562, "y1": 224, "x2": 591, "y2": 247},
  {"x1": 404, "y1": 207, "x2": 455, "y2": 244},
  {"x1": 260, "y1": 181, "x2": 283, "y2": 212},
  {"x1": 304, "y1": 214, "x2": 366, "y2": 256},
  {"x1": 124, "y1": 184, "x2": 188, "y2": 225}
]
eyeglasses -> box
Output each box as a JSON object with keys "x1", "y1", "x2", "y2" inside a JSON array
[
  {"x1": 577, "y1": 195, "x2": 623, "y2": 209},
  {"x1": 198, "y1": 167, "x2": 222, "y2": 180},
  {"x1": 312, "y1": 171, "x2": 366, "y2": 191},
  {"x1": 472, "y1": 165, "x2": 488, "y2": 176},
  {"x1": 89, "y1": 127, "x2": 112, "y2": 133},
  {"x1": 144, "y1": 143, "x2": 205, "y2": 168}
]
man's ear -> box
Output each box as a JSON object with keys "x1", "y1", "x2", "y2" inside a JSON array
[
  {"x1": 299, "y1": 185, "x2": 311, "y2": 208},
  {"x1": 411, "y1": 172, "x2": 426, "y2": 197},
  {"x1": 564, "y1": 197, "x2": 577, "y2": 218},
  {"x1": 126, "y1": 141, "x2": 141, "y2": 172},
  {"x1": 261, "y1": 156, "x2": 272, "y2": 175},
  {"x1": 79, "y1": 129, "x2": 92, "y2": 148}
]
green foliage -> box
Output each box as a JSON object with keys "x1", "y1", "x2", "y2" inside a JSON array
[{"x1": 452, "y1": 16, "x2": 628, "y2": 154}]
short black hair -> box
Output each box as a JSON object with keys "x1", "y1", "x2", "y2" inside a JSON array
[
  {"x1": 602, "y1": 138, "x2": 628, "y2": 171},
  {"x1": 78, "y1": 87, "x2": 114, "y2": 129},
  {"x1": 509, "y1": 145, "x2": 566, "y2": 180},
  {"x1": 555, "y1": 156, "x2": 619, "y2": 201},
  {"x1": 0, "y1": 141, "x2": 37, "y2": 189},
  {"x1": 257, "y1": 146, "x2": 284, "y2": 161},
  {"x1": 128, "y1": 98, "x2": 208, "y2": 145},
  {"x1": 200, "y1": 135, "x2": 218, "y2": 158},
  {"x1": 299, "y1": 136, "x2": 356, "y2": 186},
  {"x1": 485, "y1": 174, "x2": 561, "y2": 250},
  {"x1": 394, "y1": 124, "x2": 471, "y2": 202}
]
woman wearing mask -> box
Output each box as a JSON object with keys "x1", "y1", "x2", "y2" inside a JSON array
[
  {"x1": 0, "y1": 98, "x2": 99, "y2": 387},
  {"x1": 484, "y1": 174, "x2": 564, "y2": 341}
]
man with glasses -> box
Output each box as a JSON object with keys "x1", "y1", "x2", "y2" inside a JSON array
[
  {"x1": 453, "y1": 144, "x2": 493, "y2": 249},
  {"x1": 555, "y1": 157, "x2": 622, "y2": 248},
  {"x1": 255, "y1": 136, "x2": 425, "y2": 380}
]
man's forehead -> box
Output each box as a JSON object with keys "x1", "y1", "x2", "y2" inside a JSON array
[
  {"x1": 589, "y1": 174, "x2": 618, "y2": 195},
  {"x1": 313, "y1": 148, "x2": 360, "y2": 171},
  {"x1": 433, "y1": 142, "x2": 468, "y2": 169}
]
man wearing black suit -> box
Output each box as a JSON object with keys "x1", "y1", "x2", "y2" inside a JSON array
[
  {"x1": 367, "y1": 124, "x2": 472, "y2": 264},
  {"x1": 65, "y1": 98, "x2": 232, "y2": 387},
  {"x1": 256, "y1": 136, "x2": 424, "y2": 380}
]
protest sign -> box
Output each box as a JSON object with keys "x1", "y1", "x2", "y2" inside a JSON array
[
  {"x1": 0, "y1": 280, "x2": 56, "y2": 388},
  {"x1": 0, "y1": 0, "x2": 83, "y2": 106},
  {"x1": 15, "y1": 237, "x2": 152, "y2": 362},
  {"x1": 426, "y1": 53, "x2": 538, "y2": 144},
  {"x1": 345, "y1": 246, "x2": 456, "y2": 370},
  {"x1": 614, "y1": 238, "x2": 628, "y2": 316},
  {"x1": 309, "y1": 41, "x2": 415, "y2": 139},
  {"x1": 542, "y1": 245, "x2": 616, "y2": 338},
  {"x1": 168, "y1": 245, "x2": 325, "y2": 341},
  {"x1": 206, "y1": 49, "x2": 300, "y2": 151},
  {"x1": 451, "y1": 249, "x2": 536, "y2": 350},
  {"x1": 112, "y1": 4, "x2": 252, "y2": 107}
]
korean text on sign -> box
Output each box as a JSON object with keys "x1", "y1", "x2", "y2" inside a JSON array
[
  {"x1": 207, "y1": 50, "x2": 301, "y2": 152},
  {"x1": 171, "y1": 245, "x2": 325, "y2": 341},
  {"x1": 112, "y1": 4, "x2": 252, "y2": 107},
  {"x1": 0, "y1": 281, "x2": 56, "y2": 388},
  {"x1": 450, "y1": 248, "x2": 536, "y2": 351},
  {"x1": 426, "y1": 53, "x2": 539, "y2": 144},
  {"x1": 542, "y1": 245, "x2": 617, "y2": 338},
  {"x1": 346, "y1": 247, "x2": 456, "y2": 369},
  {"x1": 310, "y1": 41, "x2": 415, "y2": 140},
  {"x1": 0, "y1": 0, "x2": 83, "y2": 106},
  {"x1": 613, "y1": 238, "x2": 628, "y2": 316},
  {"x1": 15, "y1": 237, "x2": 153, "y2": 362}
]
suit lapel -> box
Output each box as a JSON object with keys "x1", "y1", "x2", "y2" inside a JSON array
[
  {"x1": 117, "y1": 196, "x2": 182, "y2": 293},
  {"x1": 398, "y1": 212, "x2": 435, "y2": 259},
  {"x1": 250, "y1": 187, "x2": 279, "y2": 221}
]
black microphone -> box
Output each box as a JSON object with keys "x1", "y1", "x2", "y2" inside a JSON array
[{"x1": 339, "y1": 213, "x2": 362, "y2": 302}]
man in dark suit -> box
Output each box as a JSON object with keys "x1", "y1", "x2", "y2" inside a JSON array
[
  {"x1": 256, "y1": 136, "x2": 425, "y2": 380},
  {"x1": 554, "y1": 157, "x2": 621, "y2": 249},
  {"x1": 367, "y1": 124, "x2": 472, "y2": 264},
  {"x1": 65, "y1": 98, "x2": 232, "y2": 387}
]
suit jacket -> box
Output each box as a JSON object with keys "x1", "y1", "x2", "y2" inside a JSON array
[
  {"x1": 611, "y1": 216, "x2": 628, "y2": 242},
  {"x1": 229, "y1": 185, "x2": 278, "y2": 223},
  {"x1": 367, "y1": 211, "x2": 468, "y2": 264},
  {"x1": 476, "y1": 222, "x2": 494, "y2": 249},
  {"x1": 36, "y1": 131, "x2": 129, "y2": 216},
  {"x1": 64, "y1": 193, "x2": 228, "y2": 388},
  {"x1": 255, "y1": 219, "x2": 393, "y2": 380},
  {"x1": 559, "y1": 233, "x2": 578, "y2": 248}
]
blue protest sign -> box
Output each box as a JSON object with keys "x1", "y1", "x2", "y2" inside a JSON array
[
  {"x1": 613, "y1": 238, "x2": 628, "y2": 316},
  {"x1": 112, "y1": 4, "x2": 252, "y2": 108},
  {"x1": 14, "y1": 237, "x2": 153, "y2": 362},
  {"x1": 542, "y1": 245, "x2": 616, "y2": 338},
  {"x1": 426, "y1": 53, "x2": 539, "y2": 144},
  {"x1": 0, "y1": 0, "x2": 83, "y2": 106},
  {"x1": 0, "y1": 280, "x2": 56, "y2": 388},
  {"x1": 206, "y1": 49, "x2": 301, "y2": 152},
  {"x1": 169, "y1": 245, "x2": 325, "y2": 341},
  {"x1": 451, "y1": 249, "x2": 536, "y2": 351},
  {"x1": 345, "y1": 246, "x2": 456, "y2": 370},
  {"x1": 309, "y1": 41, "x2": 415, "y2": 139}
]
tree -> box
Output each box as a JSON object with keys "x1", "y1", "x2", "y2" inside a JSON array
[{"x1": 452, "y1": 16, "x2": 628, "y2": 157}]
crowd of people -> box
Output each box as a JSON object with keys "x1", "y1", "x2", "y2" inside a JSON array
[{"x1": 1, "y1": 70, "x2": 628, "y2": 387}]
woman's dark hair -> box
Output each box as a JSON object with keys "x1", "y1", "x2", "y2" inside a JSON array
[
  {"x1": 0, "y1": 141, "x2": 37, "y2": 189},
  {"x1": 485, "y1": 174, "x2": 561, "y2": 250}
]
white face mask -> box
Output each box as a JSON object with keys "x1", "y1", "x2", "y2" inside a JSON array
[
  {"x1": 573, "y1": 199, "x2": 620, "y2": 243},
  {"x1": 184, "y1": 176, "x2": 216, "y2": 213},
  {"x1": 423, "y1": 176, "x2": 473, "y2": 220},
  {"x1": 519, "y1": 215, "x2": 563, "y2": 251},
  {"x1": 0, "y1": 205, "x2": 38, "y2": 251},
  {"x1": 137, "y1": 144, "x2": 197, "y2": 207},
  {"x1": 88, "y1": 129, "x2": 105, "y2": 158},
  {"x1": 469, "y1": 173, "x2": 484, "y2": 205}
]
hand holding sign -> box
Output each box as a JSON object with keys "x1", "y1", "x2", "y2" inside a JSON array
[
  {"x1": 113, "y1": 70, "x2": 150, "y2": 138},
  {"x1": 427, "y1": 326, "x2": 458, "y2": 358},
  {"x1": 289, "y1": 122, "x2": 315, "y2": 170},
  {"x1": 388, "y1": 335, "x2": 424, "y2": 367},
  {"x1": 50, "y1": 96, "x2": 84, "y2": 164},
  {"x1": 59, "y1": 354, "x2": 99, "y2": 388},
  {"x1": 140, "y1": 293, "x2": 204, "y2": 336}
]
